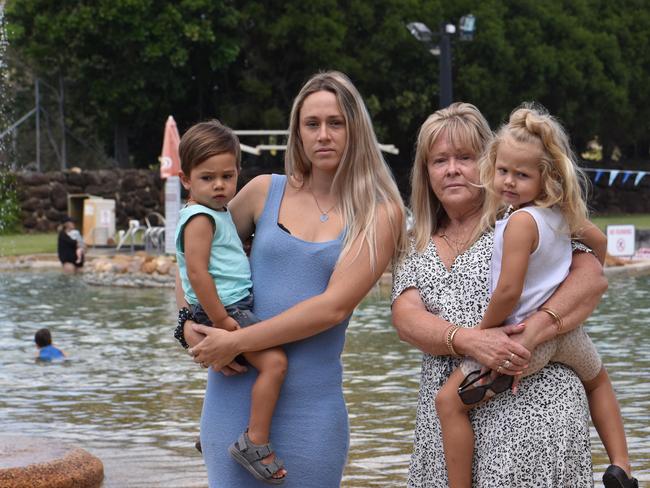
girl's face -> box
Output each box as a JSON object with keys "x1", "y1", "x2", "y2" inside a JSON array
[
  {"x1": 180, "y1": 153, "x2": 239, "y2": 211},
  {"x1": 426, "y1": 131, "x2": 482, "y2": 211},
  {"x1": 493, "y1": 136, "x2": 543, "y2": 209},
  {"x1": 299, "y1": 90, "x2": 347, "y2": 175}
]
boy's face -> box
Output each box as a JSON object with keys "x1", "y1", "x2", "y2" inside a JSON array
[{"x1": 180, "y1": 153, "x2": 239, "y2": 211}]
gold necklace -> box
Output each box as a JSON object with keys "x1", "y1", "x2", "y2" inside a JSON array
[
  {"x1": 439, "y1": 227, "x2": 472, "y2": 256},
  {"x1": 309, "y1": 189, "x2": 337, "y2": 223}
]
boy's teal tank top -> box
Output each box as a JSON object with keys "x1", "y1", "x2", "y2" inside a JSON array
[{"x1": 175, "y1": 204, "x2": 252, "y2": 307}]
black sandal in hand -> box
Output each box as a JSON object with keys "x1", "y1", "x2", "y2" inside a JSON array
[{"x1": 603, "y1": 465, "x2": 638, "y2": 488}]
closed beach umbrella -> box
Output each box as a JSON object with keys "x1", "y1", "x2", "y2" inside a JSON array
[
  {"x1": 159, "y1": 115, "x2": 181, "y2": 253},
  {"x1": 159, "y1": 115, "x2": 181, "y2": 179}
]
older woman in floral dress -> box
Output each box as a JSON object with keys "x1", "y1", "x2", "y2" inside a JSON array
[{"x1": 392, "y1": 102, "x2": 607, "y2": 487}]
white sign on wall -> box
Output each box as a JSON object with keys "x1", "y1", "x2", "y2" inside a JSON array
[{"x1": 606, "y1": 224, "x2": 636, "y2": 257}]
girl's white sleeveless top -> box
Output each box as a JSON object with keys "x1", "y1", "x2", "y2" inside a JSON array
[{"x1": 491, "y1": 206, "x2": 572, "y2": 324}]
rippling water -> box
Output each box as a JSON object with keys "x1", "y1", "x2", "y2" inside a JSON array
[{"x1": 0, "y1": 271, "x2": 648, "y2": 486}]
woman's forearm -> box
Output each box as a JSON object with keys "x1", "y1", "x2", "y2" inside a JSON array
[
  {"x1": 232, "y1": 289, "x2": 355, "y2": 354},
  {"x1": 392, "y1": 289, "x2": 451, "y2": 356},
  {"x1": 524, "y1": 251, "x2": 607, "y2": 346},
  {"x1": 391, "y1": 288, "x2": 531, "y2": 371}
]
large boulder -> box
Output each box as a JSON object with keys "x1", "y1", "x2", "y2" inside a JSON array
[
  {"x1": 30, "y1": 185, "x2": 52, "y2": 199},
  {"x1": 0, "y1": 435, "x2": 104, "y2": 488},
  {"x1": 16, "y1": 171, "x2": 49, "y2": 186}
]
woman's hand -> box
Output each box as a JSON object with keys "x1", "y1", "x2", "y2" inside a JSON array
[
  {"x1": 188, "y1": 324, "x2": 243, "y2": 372},
  {"x1": 184, "y1": 321, "x2": 247, "y2": 375},
  {"x1": 457, "y1": 324, "x2": 531, "y2": 376}
]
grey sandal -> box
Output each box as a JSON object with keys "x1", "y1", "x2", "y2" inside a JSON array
[{"x1": 228, "y1": 431, "x2": 286, "y2": 485}]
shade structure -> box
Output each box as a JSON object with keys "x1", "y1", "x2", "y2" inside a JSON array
[
  {"x1": 158, "y1": 116, "x2": 182, "y2": 254},
  {"x1": 159, "y1": 115, "x2": 181, "y2": 179}
]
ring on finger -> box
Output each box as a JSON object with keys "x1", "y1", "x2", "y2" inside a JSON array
[
  {"x1": 503, "y1": 360, "x2": 511, "y2": 369},
  {"x1": 496, "y1": 366, "x2": 503, "y2": 374},
  {"x1": 509, "y1": 352, "x2": 515, "y2": 362}
]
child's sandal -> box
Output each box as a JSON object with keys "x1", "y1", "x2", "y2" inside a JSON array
[{"x1": 228, "y1": 431, "x2": 286, "y2": 485}]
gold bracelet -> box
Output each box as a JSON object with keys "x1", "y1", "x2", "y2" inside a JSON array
[
  {"x1": 449, "y1": 327, "x2": 461, "y2": 356},
  {"x1": 446, "y1": 325, "x2": 461, "y2": 357},
  {"x1": 540, "y1": 307, "x2": 564, "y2": 334}
]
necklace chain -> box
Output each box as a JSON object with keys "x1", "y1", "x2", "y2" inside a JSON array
[
  {"x1": 309, "y1": 189, "x2": 337, "y2": 223},
  {"x1": 439, "y1": 227, "x2": 472, "y2": 256}
]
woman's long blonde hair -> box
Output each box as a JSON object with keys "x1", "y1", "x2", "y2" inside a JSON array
[
  {"x1": 285, "y1": 71, "x2": 406, "y2": 267},
  {"x1": 479, "y1": 103, "x2": 589, "y2": 235},
  {"x1": 410, "y1": 102, "x2": 493, "y2": 252}
]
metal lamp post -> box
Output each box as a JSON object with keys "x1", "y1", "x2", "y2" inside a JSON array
[{"x1": 407, "y1": 15, "x2": 476, "y2": 109}]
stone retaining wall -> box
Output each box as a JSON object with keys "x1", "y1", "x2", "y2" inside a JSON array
[
  {"x1": 14, "y1": 169, "x2": 164, "y2": 232},
  {"x1": 11, "y1": 166, "x2": 650, "y2": 233}
]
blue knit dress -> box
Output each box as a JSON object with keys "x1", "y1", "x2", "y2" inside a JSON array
[{"x1": 200, "y1": 174, "x2": 350, "y2": 487}]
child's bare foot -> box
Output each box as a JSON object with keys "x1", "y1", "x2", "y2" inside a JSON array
[
  {"x1": 248, "y1": 430, "x2": 286, "y2": 480},
  {"x1": 261, "y1": 452, "x2": 287, "y2": 479}
]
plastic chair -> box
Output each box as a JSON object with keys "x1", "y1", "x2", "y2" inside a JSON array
[{"x1": 116, "y1": 220, "x2": 145, "y2": 252}]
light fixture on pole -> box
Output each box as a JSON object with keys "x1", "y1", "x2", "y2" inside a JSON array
[{"x1": 407, "y1": 15, "x2": 476, "y2": 109}]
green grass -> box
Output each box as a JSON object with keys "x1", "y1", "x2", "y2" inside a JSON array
[
  {"x1": 0, "y1": 215, "x2": 647, "y2": 257},
  {"x1": 0, "y1": 232, "x2": 58, "y2": 256},
  {"x1": 591, "y1": 214, "x2": 650, "y2": 231}
]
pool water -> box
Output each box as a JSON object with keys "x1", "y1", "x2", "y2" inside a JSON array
[{"x1": 0, "y1": 271, "x2": 648, "y2": 486}]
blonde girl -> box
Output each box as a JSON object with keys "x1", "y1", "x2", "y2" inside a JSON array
[{"x1": 435, "y1": 103, "x2": 637, "y2": 488}]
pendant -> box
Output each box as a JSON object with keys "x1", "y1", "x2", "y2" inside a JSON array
[{"x1": 320, "y1": 213, "x2": 329, "y2": 223}]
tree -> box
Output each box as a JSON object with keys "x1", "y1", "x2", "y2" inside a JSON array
[
  {"x1": 5, "y1": 0, "x2": 241, "y2": 166},
  {"x1": 447, "y1": 0, "x2": 650, "y2": 160},
  {"x1": 5, "y1": 0, "x2": 650, "y2": 169},
  {"x1": 208, "y1": 0, "x2": 443, "y2": 179}
]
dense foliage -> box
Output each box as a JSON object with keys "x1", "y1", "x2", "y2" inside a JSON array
[
  {"x1": 0, "y1": 171, "x2": 21, "y2": 234},
  {"x1": 4, "y1": 0, "x2": 650, "y2": 169}
]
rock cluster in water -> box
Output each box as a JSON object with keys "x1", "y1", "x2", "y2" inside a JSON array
[{"x1": 84, "y1": 253, "x2": 176, "y2": 287}]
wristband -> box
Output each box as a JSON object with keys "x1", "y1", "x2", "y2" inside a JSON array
[{"x1": 174, "y1": 307, "x2": 195, "y2": 349}]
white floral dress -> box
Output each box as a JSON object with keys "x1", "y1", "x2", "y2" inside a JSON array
[{"x1": 392, "y1": 232, "x2": 593, "y2": 488}]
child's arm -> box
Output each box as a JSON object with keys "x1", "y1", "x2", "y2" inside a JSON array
[
  {"x1": 576, "y1": 220, "x2": 607, "y2": 265},
  {"x1": 183, "y1": 215, "x2": 239, "y2": 332},
  {"x1": 175, "y1": 268, "x2": 207, "y2": 346},
  {"x1": 478, "y1": 212, "x2": 538, "y2": 329}
]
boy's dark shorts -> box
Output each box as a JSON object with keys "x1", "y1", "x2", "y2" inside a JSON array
[{"x1": 190, "y1": 293, "x2": 259, "y2": 365}]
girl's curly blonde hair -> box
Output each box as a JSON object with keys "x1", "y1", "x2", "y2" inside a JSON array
[{"x1": 479, "y1": 102, "x2": 590, "y2": 236}]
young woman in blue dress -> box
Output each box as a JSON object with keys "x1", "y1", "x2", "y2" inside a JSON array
[{"x1": 178, "y1": 71, "x2": 406, "y2": 487}]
